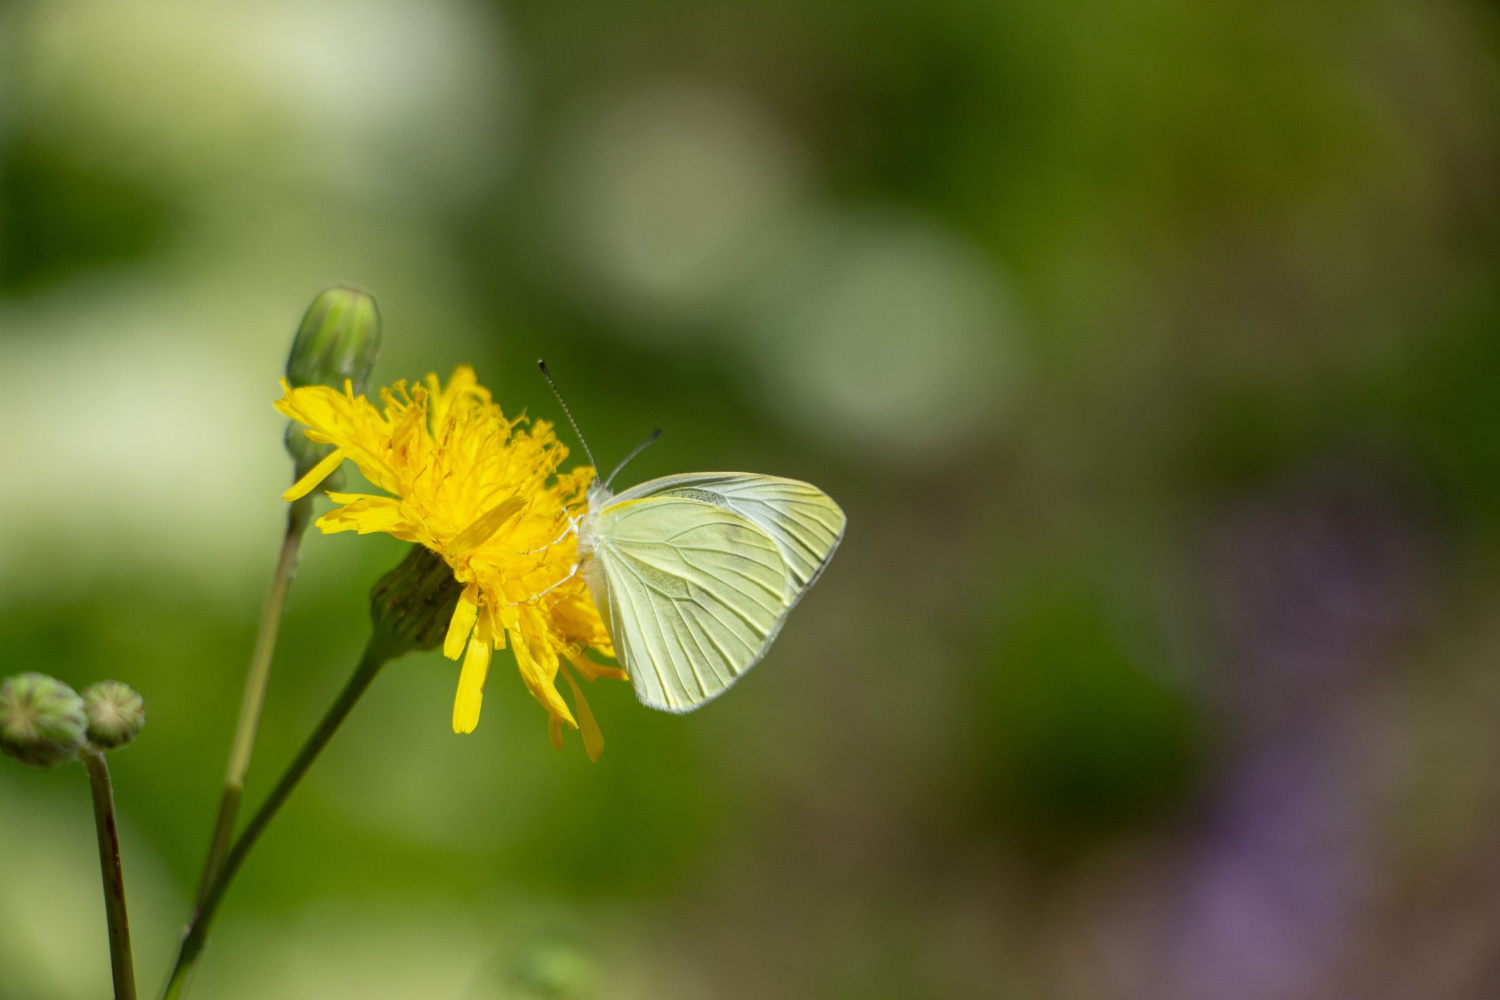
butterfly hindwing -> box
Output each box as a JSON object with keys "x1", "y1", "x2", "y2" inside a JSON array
[{"x1": 586, "y1": 496, "x2": 792, "y2": 712}]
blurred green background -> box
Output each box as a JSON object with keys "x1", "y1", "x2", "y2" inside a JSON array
[{"x1": 2, "y1": 0, "x2": 1500, "y2": 997}]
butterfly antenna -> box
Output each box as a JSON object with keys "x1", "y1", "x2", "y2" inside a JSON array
[
  {"x1": 606, "y1": 428, "x2": 662, "y2": 488},
  {"x1": 537, "y1": 360, "x2": 600, "y2": 473}
]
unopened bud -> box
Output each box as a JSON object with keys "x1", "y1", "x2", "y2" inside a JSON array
[
  {"x1": 370, "y1": 546, "x2": 464, "y2": 659},
  {"x1": 286, "y1": 286, "x2": 381, "y2": 392},
  {"x1": 284, "y1": 287, "x2": 382, "y2": 480},
  {"x1": 82, "y1": 681, "x2": 146, "y2": 750},
  {"x1": 0, "y1": 673, "x2": 87, "y2": 768}
]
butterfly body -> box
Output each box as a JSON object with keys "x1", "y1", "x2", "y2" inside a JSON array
[{"x1": 578, "y1": 473, "x2": 846, "y2": 713}]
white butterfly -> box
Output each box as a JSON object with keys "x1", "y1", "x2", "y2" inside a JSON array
[
  {"x1": 580, "y1": 472, "x2": 845, "y2": 712},
  {"x1": 541, "y1": 364, "x2": 846, "y2": 713}
]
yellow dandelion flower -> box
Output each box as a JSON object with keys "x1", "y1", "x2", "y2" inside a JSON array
[{"x1": 274, "y1": 366, "x2": 625, "y2": 760}]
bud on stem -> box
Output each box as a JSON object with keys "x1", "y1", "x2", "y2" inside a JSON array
[
  {"x1": 83, "y1": 681, "x2": 146, "y2": 751},
  {"x1": 283, "y1": 287, "x2": 382, "y2": 481}
]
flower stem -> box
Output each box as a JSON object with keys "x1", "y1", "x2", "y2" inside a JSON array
[
  {"x1": 194, "y1": 496, "x2": 312, "y2": 906},
  {"x1": 81, "y1": 746, "x2": 137, "y2": 1000},
  {"x1": 160, "y1": 638, "x2": 392, "y2": 1000}
]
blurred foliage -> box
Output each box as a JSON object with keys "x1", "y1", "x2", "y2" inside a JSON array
[
  {"x1": 0, "y1": 0, "x2": 1499, "y2": 997},
  {"x1": 0, "y1": 134, "x2": 179, "y2": 293},
  {"x1": 973, "y1": 582, "x2": 1197, "y2": 858}
]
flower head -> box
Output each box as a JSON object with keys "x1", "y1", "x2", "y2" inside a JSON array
[{"x1": 275, "y1": 366, "x2": 623, "y2": 759}]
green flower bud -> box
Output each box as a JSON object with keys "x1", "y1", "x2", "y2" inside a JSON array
[
  {"x1": 0, "y1": 673, "x2": 88, "y2": 768},
  {"x1": 284, "y1": 287, "x2": 382, "y2": 480},
  {"x1": 369, "y1": 545, "x2": 464, "y2": 659},
  {"x1": 285, "y1": 286, "x2": 382, "y2": 392},
  {"x1": 82, "y1": 681, "x2": 146, "y2": 750}
]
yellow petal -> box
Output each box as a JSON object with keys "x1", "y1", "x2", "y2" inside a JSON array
[
  {"x1": 451, "y1": 495, "x2": 526, "y2": 556},
  {"x1": 282, "y1": 448, "x2": 345, "y2": 501},
  {"x1": 443, "y1": 590, "x2": 480, "y2": 661},
  {"x1": 563, "y1": 668, "x2": 605, "y2": 762},
  {"x1": 315, "y1": 496, "x2": 409, "y2": 535},
  {"x1": 513, "y1": 631, "x2": 576, "y2": 727},
  {"x1": 563, "y1": 646, "x2": 628, "y2": 683},
  {"x1": 548, "y1": 714, "x2": 564, "y2": 751},
  {"x1": 274, "y1": 383, "x2": 404, "y2": 496},
  {"x1": 451, "y1": 636, "x2": 492, "y2": 734},
  {"x1": 480, "y1": 602, "x2": 505, "y2": 649}
]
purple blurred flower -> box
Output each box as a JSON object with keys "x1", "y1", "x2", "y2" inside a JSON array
[
  {"x1": 1100, "y1": 462, "x2": 1429, "y2": 1000},
  {"x1": 1210, "y1": 466, "x2": 1428, "y2": 717}
]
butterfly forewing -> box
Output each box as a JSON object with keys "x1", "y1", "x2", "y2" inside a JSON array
[
  {"x1": 588, "y1": 497, "x2": 792, "y2": 712},
  {"x1": 610, "y1": 473, "x2": 846, "y2": 595}
]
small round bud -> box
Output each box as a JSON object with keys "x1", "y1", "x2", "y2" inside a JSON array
[
  {"x1": 0, "y1": 673, "x2": 88, "y2": 768},
  {"x1": 285, "y1": 287, "x2": 382, "y2": 479},
  {"x1": 370, "y1": 545, "x2": 464, "y2": 658},
  {"x1": 82, "y1": 681, "x2": 146, "y2": 750}
]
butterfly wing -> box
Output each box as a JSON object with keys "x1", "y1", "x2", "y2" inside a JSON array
[
  {"x1": 609, "y1": 473, "x2": 847, "y2": 597},
  {"x1": 586, "y1": 496, "x2": 792, "y2": 712}
]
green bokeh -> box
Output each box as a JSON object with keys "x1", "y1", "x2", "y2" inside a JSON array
[{"x1": 1, "y1": 0, "x2": 1498, "y2": 996}]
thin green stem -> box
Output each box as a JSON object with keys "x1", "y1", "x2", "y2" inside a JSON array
[
  {"x1": 82, "y1": 747, "x2": 137, "y2": 1000},
  {"x1": 161, "y1": 638, "x2": 392, "y2": 1000},
  {"x1": 194, "y1": 496, "x2": 312, "y2": 906}
]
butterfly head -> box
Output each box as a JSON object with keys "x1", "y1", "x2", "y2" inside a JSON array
[
  {"x1": 585, "y1": 481, "x2": 614, "y2": 511},
  {"x1": 537, "y1": 360, "x2": 659, "y2": 554}
]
